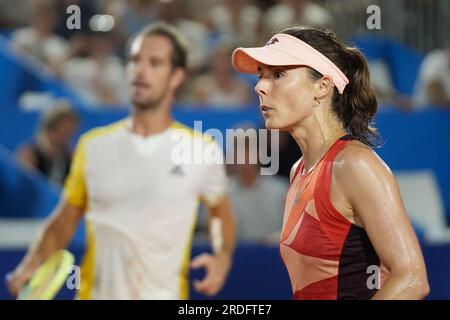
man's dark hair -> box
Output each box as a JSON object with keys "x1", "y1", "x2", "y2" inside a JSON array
[{"x1": 127, "y1": 21, "x2": 188, "y2": 69}]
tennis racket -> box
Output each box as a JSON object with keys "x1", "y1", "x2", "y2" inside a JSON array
[{"x1": 17, "y1": 249, "x2": 75, "y2": 300}]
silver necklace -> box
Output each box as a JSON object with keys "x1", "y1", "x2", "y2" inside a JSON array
[{"x1": 294, "y1": 132, "x2": 345, "y2": 203}]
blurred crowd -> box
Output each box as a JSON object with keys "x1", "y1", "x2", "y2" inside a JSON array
[
  {"x1": 1, "y1": 0, "x2": 449, "y2": 243},
  {"x1": 0, "y1": 0, "x2": 448, "y2": 111}
]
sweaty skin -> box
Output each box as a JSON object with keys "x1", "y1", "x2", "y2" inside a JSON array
[{"x1": 332, "y1": 141, "x2": 429, "y2": 299}]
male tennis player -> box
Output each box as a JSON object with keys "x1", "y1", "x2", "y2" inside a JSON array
[{"x1": 7, "y1": 22, "x2": 236, "y2": 299}]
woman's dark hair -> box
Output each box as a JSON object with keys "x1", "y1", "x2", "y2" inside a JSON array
[{"x1": 281, "y1": 26, "x2": 380, "y2": 147}]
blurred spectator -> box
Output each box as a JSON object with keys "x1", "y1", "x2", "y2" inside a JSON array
[
  {"x1": 205, "y1": 0, "x2": 262, "y2": 47},
  {"x1": 228, "y1": 133, "x2": 288, "y2": 243},
  {"x1": 16, "y1": 102, "x2": 79, "y2": 186},
  {"x1": 190, "y1": 43, "x2": 253, "y2": 109},
  {"x1": 413, "y1": 45, "x2": 450, "y2": 109},
  {"x1": 369, "y1": 59, "x2": 395, "y2": 104},
  {"x1": 11, "y1": 0, "x2": 69, "y2": 76},
  {"x1": 369, "y1": 59, "x2": 413, "y2": 111},
  {"x1": 108, "y1": 0, "x2": 157, "y2": 39},
  {"x1": 0, "y1": 0, "x2": 30, "y2": 29},
  {"x1": 154, "y1": 0, "x2": 209, "y2": 71},
  {"x1": 63, "y1": 31, "x2": 129, "y2": 107},
  {"x1": 259, "y1": 0, "x2": 333, "y2": 42}
]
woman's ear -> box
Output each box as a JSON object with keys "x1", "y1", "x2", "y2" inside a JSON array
[
  {"x1": 170, "y1": 68, "x2": 187, "y2": 91},
  {"x1": 314, "y1": 76, "x2": 334, "y2": 101}
]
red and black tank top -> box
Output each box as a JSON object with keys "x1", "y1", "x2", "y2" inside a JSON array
[{"x1": 280, "y1": 135, "x2": 389, "y2": 300}]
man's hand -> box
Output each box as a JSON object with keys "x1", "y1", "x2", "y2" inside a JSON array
[
  {"x1": 191, "y1": 252, "x2": 232, "y2": 296},
  {"x1": 6, "y1": 264, "x2": 35, "y2": 298},
  {"x1": 6, "y1": 200, "x2": 84, "y2": 298}
]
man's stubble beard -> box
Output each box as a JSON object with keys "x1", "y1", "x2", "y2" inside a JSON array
[{"x1": 132, "y1": 88, "x2": 168, "y2": 111}]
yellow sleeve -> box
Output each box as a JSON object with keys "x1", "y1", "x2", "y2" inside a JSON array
[{"x1": 63, "y1": 135, "x2": 87, "y2": 210}]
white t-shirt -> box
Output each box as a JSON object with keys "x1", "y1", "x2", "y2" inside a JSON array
[{"x1": 64, "y1": 119, "x2": 227, "y2": 299}]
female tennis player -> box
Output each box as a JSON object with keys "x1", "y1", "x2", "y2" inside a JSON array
[{"x1": 232, "y1": 26, "x2": 429, "y2": 300}]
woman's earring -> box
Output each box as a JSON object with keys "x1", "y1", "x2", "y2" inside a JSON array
[{"x1": 314, "y1": 98, "x2": 320, "y2": 108}]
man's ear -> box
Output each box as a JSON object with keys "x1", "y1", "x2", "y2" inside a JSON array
[
  {"x1": 314, "y1": 76, "x2": 334, "y2": 101},
  {"x1": 170, "y1": 68, "x2": 187, "y2": 91}
]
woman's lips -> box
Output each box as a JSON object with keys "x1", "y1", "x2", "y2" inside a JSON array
[{"x1": 260, "y1": 105, "x2": 273, "y2": 114}]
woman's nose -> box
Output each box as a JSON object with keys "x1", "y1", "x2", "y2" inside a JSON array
[{"x1": 255, "y1": 79, "x2": 267, "y2": 96}]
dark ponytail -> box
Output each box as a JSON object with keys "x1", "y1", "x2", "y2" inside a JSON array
[{"x1": 281, "y1": 26, "x2": 380, "y2": 147}]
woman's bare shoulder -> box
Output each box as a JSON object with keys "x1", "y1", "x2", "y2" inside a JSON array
[{"x1": 333, "y1": 140, "x2": 392, "y2": 182}]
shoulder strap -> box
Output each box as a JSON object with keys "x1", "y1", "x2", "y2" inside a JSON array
[{"x1": 313, "y1": 136, "x2": 353, "y2": 225}]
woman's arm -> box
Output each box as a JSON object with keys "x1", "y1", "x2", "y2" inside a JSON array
[{"x1": 334, "y1": 143, "x2": 429, "y2": 299}]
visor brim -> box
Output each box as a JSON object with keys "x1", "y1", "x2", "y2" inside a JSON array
[{"x1": 232, "y1": 47, "x2": 306, "y2": 74}]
